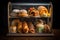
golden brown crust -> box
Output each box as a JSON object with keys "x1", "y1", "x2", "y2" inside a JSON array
[
  {"x1": 17, "y1": 21, "x2": 22, "y2": 33},
  {"x1": 22, "y1": 21, "x2": 29, "y2": 33},
  {"x1": 11, "y1": 19, "x2": 22, "y2": 33},
  {"x1": 9, "y1": 25, "x2": 17, "y2": 33},
  {"x1": 19, "y1": 9, "x2": 28, "y2": 17},
  {"x1": 38, "y1": 6, "x2": 50, "y2": 17}
]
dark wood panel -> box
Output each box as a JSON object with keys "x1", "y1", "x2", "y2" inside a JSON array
[{"x1": 1, "y1": 29, "x2": 60, "y2": 40}]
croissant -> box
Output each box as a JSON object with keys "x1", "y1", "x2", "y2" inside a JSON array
[{"x1": 22, "y1": 21, "x2": 29, "y2": 33}]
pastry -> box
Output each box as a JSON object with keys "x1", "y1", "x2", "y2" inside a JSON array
[
  {"x1": 9, "y1": 25, "x2": 16, "y2": 33},
  {"x1": 36, "y1": 20, "x2": 44, "y2": 33},
  {"x1": 28, "y1": 22, "x2": 35, "y2": 33},
  {"x1": 38, "y1": 6, "x2": 50, "y2": 17},
  {"x1": 29, "y1": 7, "x2": 40, "y2": 17},
  {"x1": 19, "y1": 9, "x2": 28, "y2": 17},
  {"x1": 11, "y1": 19, "x2": 22, "y2": 33},
  {"x1": 30, "y1": 10, "x2": 40, "y2": 17},
  {"x1": 43, "y1": 24, "x2": 50, "y2": 33},
  {"x1": 10, "y1": 9, "x2": 20, "y2": 17},
  {"x1": 22, "y1": 21, "x2": 29, "y2": 33}
]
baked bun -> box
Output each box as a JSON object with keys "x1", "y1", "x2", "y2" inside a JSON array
[
  {"x1": 13, "y1": 9, "x2": 20, "y2": 13},
  {"x1": 10, "y1": 9, "x2": 20, "y2": 17},
  {"x1": 22, "y1": 21, "x2": 29, "y2": 33},
  {"x1": 28, "y1": 22, "x2": 35, "y2": 33},
  {"x1": 19, "y1": 9, "x2": 28, "y2": 17},
  {"x1": 38, "y1": 6, "x2": 50, "y2": 17}
]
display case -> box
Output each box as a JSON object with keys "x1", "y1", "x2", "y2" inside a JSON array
[{"x1": 7, "y1": 2, "x2": 53, "y2": 36}]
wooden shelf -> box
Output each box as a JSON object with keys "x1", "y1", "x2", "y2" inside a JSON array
[
  {"x1": 9, "y1": 16, "x2": 51, "y2": 19},
  {"x1": 7, "y1": 33, "x2": 54, "y2": 37}
]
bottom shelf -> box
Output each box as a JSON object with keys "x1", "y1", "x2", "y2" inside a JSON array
[{"x1": 7, "y1": 33, "x2": 54, "y2": 37}]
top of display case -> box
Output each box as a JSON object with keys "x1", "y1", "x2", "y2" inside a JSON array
[{"x1": 9, "y1": 3, "x2": 52, "y2": 5}]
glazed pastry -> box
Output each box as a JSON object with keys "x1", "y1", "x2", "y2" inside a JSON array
[
  {"x1": 38, "y1": 6, "x2": 50, "y2": 17},
  {"x1": 22, "y1": 21, "x2": 29, "y2": 33},
  {"x1": 28, "y1": 22, "x2": 35, "y2": 33},
  {"x1": 10, "y1": 9, "x2": 20, "y2": 17},
  {"x1": 30, "y1": 10, "x2": 40, "y2": 17},
  {"x1": 29, "y1": 7, "x2": 40, "y2": 17},
  {"x1": 36, "y1": 20, "x2": 44, "y2": 33},
  {"x1": 19, "y1": 9, "x2": 28, "y2": 17},
  {"x1": 43, "y1": 24, "x2": 50, "y2": 33},
  {"x1": 9, "y1": 25, "x2": 16, "y2": 33}
]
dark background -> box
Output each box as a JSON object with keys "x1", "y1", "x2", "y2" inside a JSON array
[{"x1": 0, "y1": 0, "x2": 60, "y2": 36}]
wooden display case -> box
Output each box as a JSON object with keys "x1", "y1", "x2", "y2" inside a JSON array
[{"x1": 7, "y1": 2, "x2": 54, "y2": 36}]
